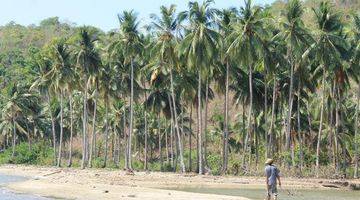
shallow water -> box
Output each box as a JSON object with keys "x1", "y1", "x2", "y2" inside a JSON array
[
  {"x1": 170, "y1": 186, "x2": 360, "y2": 200},
  {"x1": 0, "y1": 174, "x2": 51, "y2": 200}
]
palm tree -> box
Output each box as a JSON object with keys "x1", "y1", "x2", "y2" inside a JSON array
[
  {"x1": 179, "y1": 0, "x2": 219, "y2": 175},
  {"x1": 116, "y1": 11, "x2": 142, "y2": 170},
  {"x1": 227, "y1": 0, "x2": 267, "y2": 168},
  {"x1": 30, "y1": 52, "x2": 57, "y2": 165},
  {"x1": 276, "y1": 0, "x2": 313, "y2": 168},
  {"x1": 149, "y1": 4, "x2": 186, "y2": 173},
  {"x1": 349, "y1": 14, "x2": 360, "y2": 178},
  {"x1": 312, "y1": 1, "x2": 346, "y2": 177},
  {"x1": 216, "y1": 8, "x2": 235, "y2": 173},
  {"x1": 46, "y1": 39, "x2": 73, "y2": 167},
  {"x1": 1, "y1": 84, "x2": 38, "y2": 158},
  {"x1": 74, "y1": 27, "x2": 101, "y2": 169}
]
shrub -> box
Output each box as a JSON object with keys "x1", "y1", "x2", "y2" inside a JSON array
[{"x1": 0, "y1": 142, "x2": 53, "y2": 165}]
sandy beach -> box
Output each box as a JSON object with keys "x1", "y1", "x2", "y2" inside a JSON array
[{"x1": 0, "y1": 165, "x2": 358, "y2": 200}]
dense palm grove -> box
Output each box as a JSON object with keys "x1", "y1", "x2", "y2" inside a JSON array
[{"x1": 0, "y1": 0, "x2": 359, "y2": 178}]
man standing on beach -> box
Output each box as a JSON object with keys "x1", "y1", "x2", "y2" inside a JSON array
[{"x1": 265, "y1": 158, "x2": 281, "y2": 200}]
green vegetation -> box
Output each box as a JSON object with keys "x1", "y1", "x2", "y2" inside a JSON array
[{"x1": 0, "y1": 0, "x2": 359, "y2": 179}]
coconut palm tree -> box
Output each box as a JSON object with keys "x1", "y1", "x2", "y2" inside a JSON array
[
  {"x1": 149, "y1": 4, "x2": 186, "y2": 173},
  {"x1": 216, "y1": 8, "x2": 236, "y2": 174},
  {"x1": 312, "y1": 1, "x2": 346, "y2": 177},
  {"x1": 74, "y1": 27, "x2": 101, "y2": 169},
  {"x1": 276, "y1": 0, "x2": 313, "y2": 168},
  {"x1": 348, "y1": 14, "x2": 360, "y2": 178},
  {"x1": 30, "y1": 52, "x2": 57, "y2": 165},
  {"x1": 115, "y1": 11, "x2": 143, "y2": 170},
  {"x1": 46, "y1": 39, "x2": 73, "y2": 167},
  {"x1": 227, "y1": 0, "x2": 267, "y2": 168},
  {"x1": 179, "y1": 0, "x2": 219, "y2": 175}
]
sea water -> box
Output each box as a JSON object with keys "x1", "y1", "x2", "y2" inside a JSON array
[
  {"x1": 170, "y1": 186, "x2": 360, "y2": 200},
  {"x1": 0, "y1": 174, "x2": 51, "y2": 200}
]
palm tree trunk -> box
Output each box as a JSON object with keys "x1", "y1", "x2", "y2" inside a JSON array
[
  {"x1": 81, "y1": 75, "x2": 88, "y2": 169},
  {"x1": 354, "y1": 84, "x2": 359, "y2": 178},
  {"x1": 297, "y1": 83, "x2": 303, "y2": 173},
  {"x1": 242, "y1": 64, "x2": 253, "y2": 168},
  {"x1": 165, "y1": 120, "x2": 169, "y2": 163},
  {"x1": 286, "y1": 62, "x2": 295, "y2": 169},
  {"x1": 89, "y1": 90, "x2": 98, "y2": 168},
  {"x1": 189, "y1": 105, "x2": 193, "y2": 172},
  {"x1": 47, "y1": 92, "x2": 57, "y2": 165},
  {"x1": 158, "y1": 113, "x2": 163, "y2": 171},
  {"x1": 11, "y1": 118, "x2": 16, "y2": 158},
  {"x1": 123, "y1": 106, "x2": 128, "y2": 169},
  {"x1": 204, "y1": 78, "x2": 209, "y2": 168},
  {"x1": 335, "y1": 85, "x2": 341, "y2": 173},
  {"x1": 68, "y1": 95, "x2": 74, "y2": 167},
  {"x1": 57, "y1": 91, "x2": 64, "y2": 167},
  {"x1": 25, "y1": 122, "x2": 31, "y2": 151},
  {"x1": 170, "y1": 69, "x2": 186, "y2": 173},
  {"x1": 168, "y1": 95, "x2": 174, "y2": 167},
  {"x1": 268, "y1": 78, "x2": 277, "y2": 157},
  {"x1": 197, "y1": 69, "x2": 203, "y2": 175},
  {"x1": 222, "y1": 61, "x2": 229, "y2": 173},
  {"x1": 144, "y1": 110, "x2": 148, "y2": 170},
  {"x1": 103, "y1": 99, "x2": 109, "y2": 168},
  {"x1": 316, "y1": 70, "x2": 326, "y2": 177},
  {"x1": 127, "y1": 59, "x2": 134, "y2": 170},
  {"x1": 264, "y1": 68, "x2": 268, "y2": 158}
]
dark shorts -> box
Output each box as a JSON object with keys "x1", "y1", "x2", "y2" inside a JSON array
[{"x1": 267, "y1": 184, "x2": 278, "y2": 196}]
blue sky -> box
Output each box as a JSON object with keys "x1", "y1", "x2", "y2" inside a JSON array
[{"x1": 0, "y1": 0, "x2": 275, "y2": 31}]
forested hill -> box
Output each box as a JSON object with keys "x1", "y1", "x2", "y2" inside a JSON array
[{"x1": 1, "y1": 0, "x2": 359, "y2": 59}]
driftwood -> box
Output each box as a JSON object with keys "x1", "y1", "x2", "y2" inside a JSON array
[
  {"x1": 43, "y1": 170, "x2": 62, "y2": 177},
  {"x1": 322, "y1": 184, "x2": 341, "y2": 188}
]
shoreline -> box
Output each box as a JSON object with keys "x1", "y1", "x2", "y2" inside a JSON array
[{"x1": 0, "y1": 165, "x2": 358, "y2": 200}]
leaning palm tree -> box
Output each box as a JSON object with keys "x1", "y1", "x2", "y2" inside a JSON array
[
  {"x1": 30, "y1": 52, "x2": 57, "y2": 165},
  {"x1": 74, "y1": 27, "x2": 101, "y2": 169},
  {"x1": 178, "y1": 0, "x2": 219, "y2": 175},
  {"x1": 227, "y1": 0, "x2": 267, "y2": 168},
  {"x1": 1, "y1": 84, "x2": 38, "y2": 158},
  {"x1": 149, "y1": 4, "x2": 186, "y2": 173},
  {"x1": 277, "y1": 0, "x2": 312, "y2": 168},
  {"x1": 312, "y1": 1, "x2": 346, "y2": 177}
]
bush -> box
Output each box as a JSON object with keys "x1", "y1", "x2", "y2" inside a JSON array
[
  {"x1": 207, "y1": 154, "x2": 221, "y2": 175},
  {"x1": 0, "y1": 142, "x2": 53, "y2": 165}
]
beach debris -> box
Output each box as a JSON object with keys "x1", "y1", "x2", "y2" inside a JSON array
[
  {"x1": 43, "y1": 170, "x2": 62, "y2": 177},
  {"x1": 127, "y1": 194, "x2": 136, "y2": 198},
  {"x1": 125, "y1": 169, "x2": 135, "y2": 176},
  {"x1": 349, "y1": 183, "x2": 360, "y2": 190},
  {"x1": 322, "y1": 184, "x2": 340, "y2": 188},
  {"x1": 104, "y1": 190, "x2": 109, "y2": 193}
]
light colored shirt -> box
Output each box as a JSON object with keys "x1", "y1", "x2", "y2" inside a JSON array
[{"x1": 265, "y1": 164, "x2": 279, "y2": 186}]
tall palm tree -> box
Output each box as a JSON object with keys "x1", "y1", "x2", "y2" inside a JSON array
[
  {"x1": 30, "y1": 52, "x2": 57, "y2": 165},
  {"x1": 312, "y1": 1, "x2": 346, "y2": 177},
  {"x1": 115, "y1": 11, "x2": 142, "y2": 170},
  {"x1": 179, "y1": 0, "x2": 219, "y2": 174},
  {"x1": 217, "y1": 8, "x2": 235, "y2": 173},
  {"x1": 227, "y1": 0, "x2": 267, "y2": 168},
  {"x1": 150, "y1": 4, "x2": 186, "y2": 173},
  {"x1": 349, "y1": 14, "x2": 360, "y2": 178},
  {"x1": 46, "y1": 39, "x2": 73, "y2": 167},
  {"x1": 74, "y1": 27, "x2": 101, "y2": 169},
  {"x1": 277, "y1": 0, "x2": 313, "y2": 168}
]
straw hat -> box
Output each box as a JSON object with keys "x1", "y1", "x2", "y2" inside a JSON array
[{"x1": 265, "y1": 158, "x2": 274, "y2": 165}]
